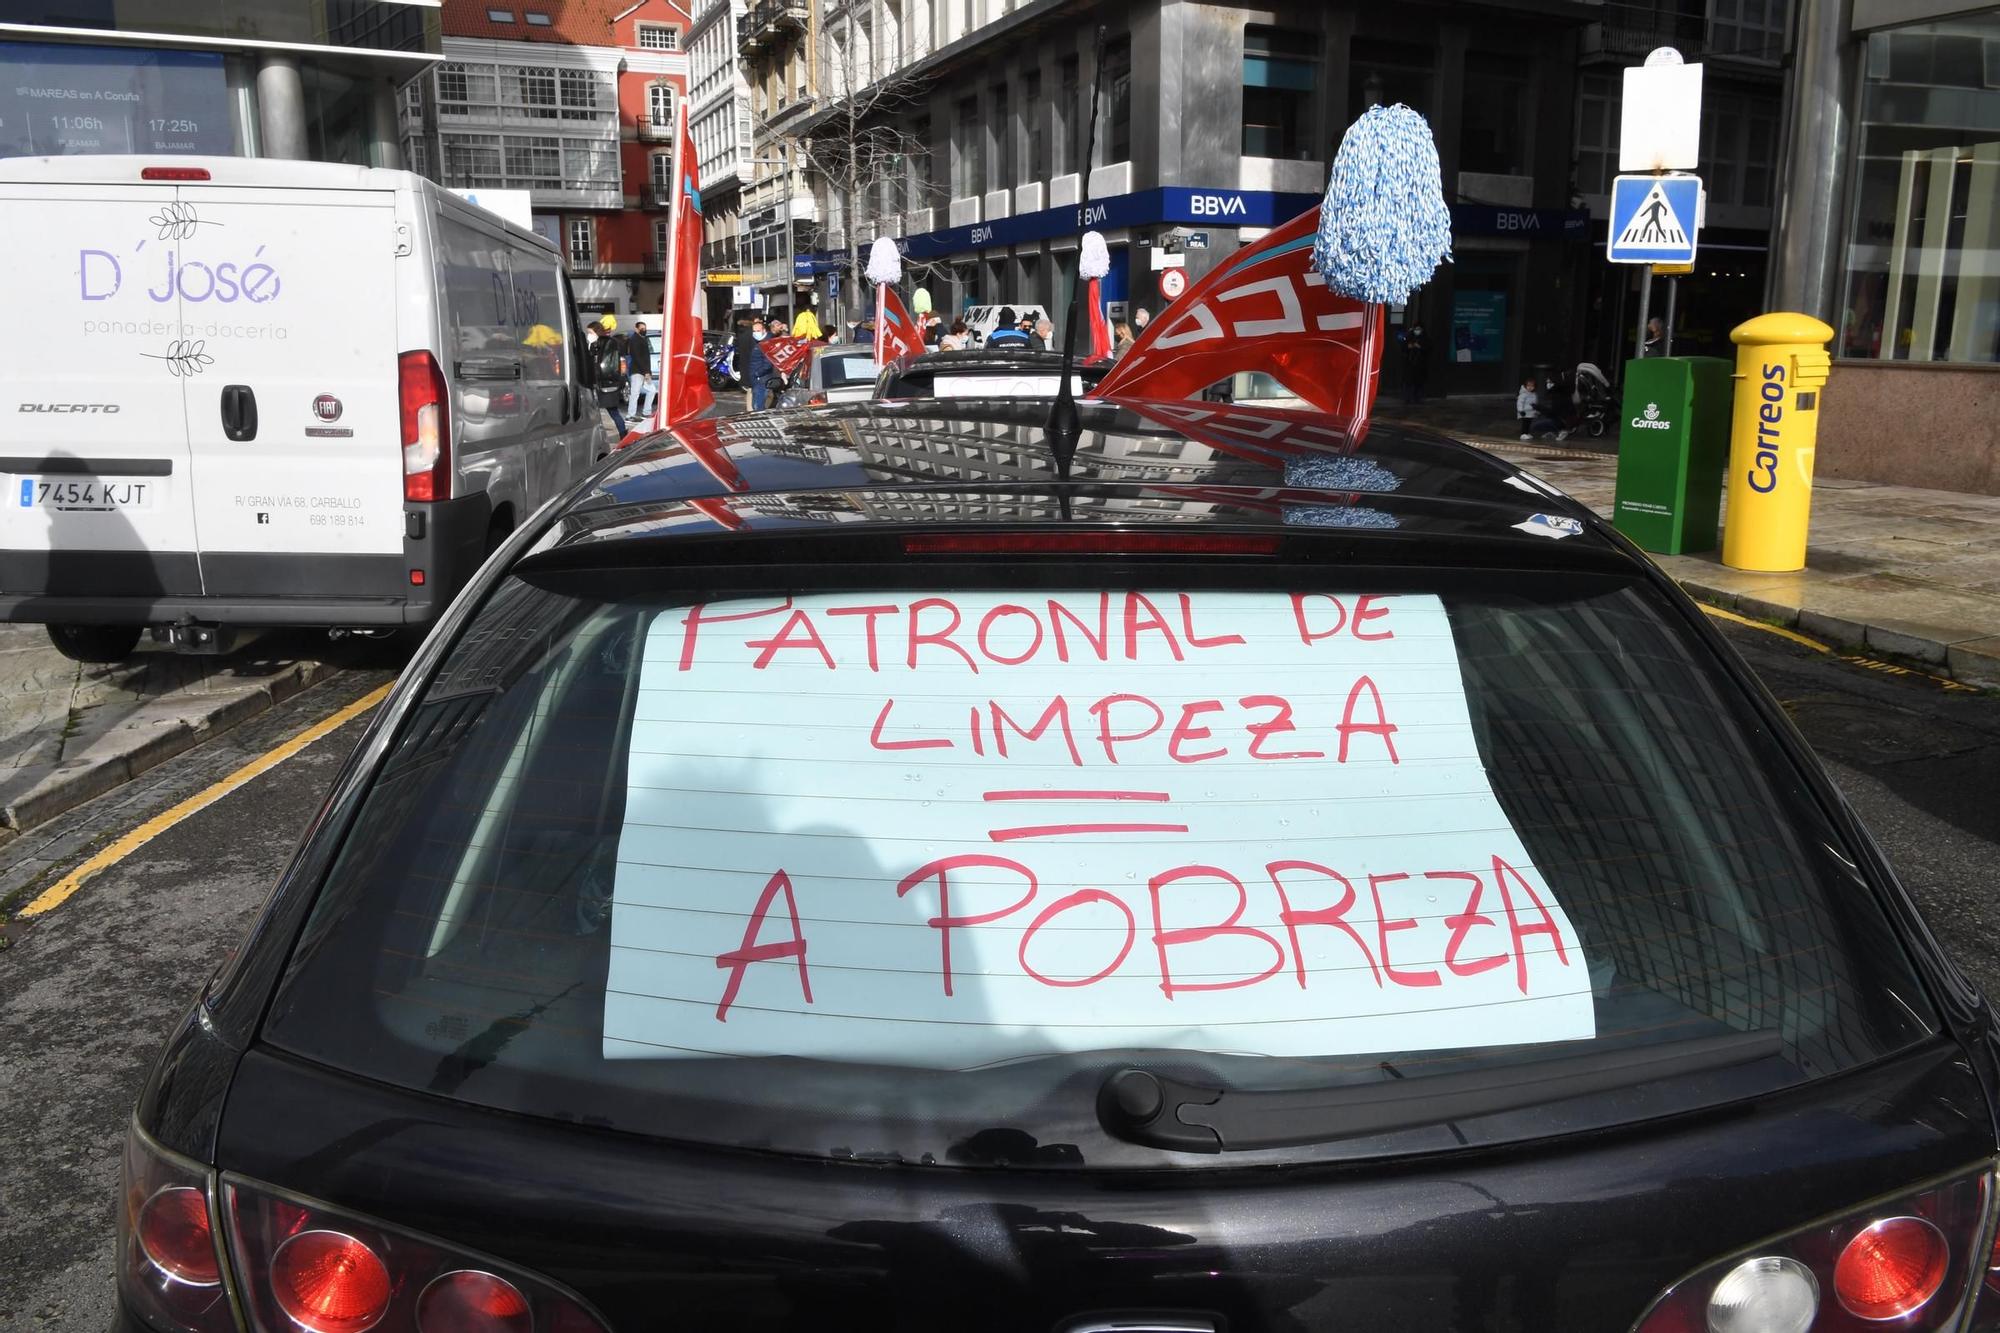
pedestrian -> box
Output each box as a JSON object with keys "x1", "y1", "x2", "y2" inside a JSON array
[
  {"x1": 592, "y1": 317, "x2": 628, "y2": 436},
  {"x1": 1527, "y1": 374, "x2": 1569, "y2": 441},
  {"x1": 924, "y1": 313, "x2": 944, "y2": 346},
  {"x1": 626, "y1": 320, "x2": 654, "y2": 422},
  {"x1": 733, "y1": 314, "x2": 756, "y2": 410},
  {"x1": 941, "y1": 318, "x2": 968, "y2": 351},
  {"x1": 1401, "y1": 321, "x2": 1428, "y2": 404},
  {"x1": 1033, "y1": 317, "x2": 1055, "y2": 351},
  {"x1": 1112, "y1": 320, "x2": 1135, "y2": 357},
  {"x1": 747, "y1": 335, "x2": 777, "y2": 411},
  {"x1": 1133, "y1": 307, "x2": 1151, "y2": 333},
  {"x1": 1641, "y1": 316, "x2": 1666, "y2": 357},
  {"x1": 1516, "y1": 376, "x2": 1538, "y2": 440},
  {"x1": 987, "y1": 306, "x2": 1031, "y2": 349}
]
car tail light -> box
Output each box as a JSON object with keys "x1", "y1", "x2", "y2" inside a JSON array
[
  {"x1": 142, "y1": 165, "x2": 211, "y2": 181},
  {"x1": 807, "y1": 392, "x2": 828, "y2": 405},
  {"x1": 227, "y1": 1177, "x2": 611, "y2": 1333},
  {"x1": 399, "y1": 350, "x2": 450, "y2": 502},
  {"x1": 1633, "y1": 1166, "x2": 1993, "y2": 1333},
  {"x1": 903, "y1": 531, "x2": 1280, "y2": 557},
  {"x1": 1836, "y1": 1218, "x2": 1950, "y2": 1319},
  {"x1": 118, "y1": 1122, "x2": 236, "y2": 1332}
]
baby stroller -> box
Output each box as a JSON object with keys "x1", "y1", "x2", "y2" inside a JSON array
[{"x1": 1571, "y1": 362, "x2": 1614, "y2": 438}]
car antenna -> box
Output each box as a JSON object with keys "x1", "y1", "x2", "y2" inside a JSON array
[{"x1": 1045, "y1": 23, "x2": 1109, "y2": 485}]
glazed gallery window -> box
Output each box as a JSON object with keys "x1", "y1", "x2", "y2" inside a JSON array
[{"x1": 1838, "y1": 13, "x2": 2000, "y2": 364}]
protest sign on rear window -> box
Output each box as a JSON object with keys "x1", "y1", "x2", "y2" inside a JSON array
[{"x1": 604, "y1": 590, "x2": 1596, "y2": 1066}]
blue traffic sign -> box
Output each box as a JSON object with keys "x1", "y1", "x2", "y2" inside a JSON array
[{"x1": 1607, "y1": 174, "x2": 1701, "y2": 264}]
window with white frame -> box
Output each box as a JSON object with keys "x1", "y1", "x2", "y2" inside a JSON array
[
  {"x1": 637, "y1": 22, "x2": 679, "y2": 49},
  {"x1": 511, "y1": 64, "x2": 559, "y2": 118},
  {"x1": 436, "y1": 58, "x2": 613, "y2": 123},
  {"x1": 503, "y1": 135, "x2": 562, "y2": 189},
  {"x1": 1574, "y1": 73, "x2": 1620, "y2": 197},
  {"x1": 443, "y1": 133, "x2": 503, "y2": 186},
  {"x1": 648, "y1": 82, "x2": 675, "y2": 128},
  {"x1": 568, "y1": 217, "x2": 594, "y2": 268},
  {"x1": 438, "y1": 131, "x2": 619, "y2": 194},
  {"x1": 651, "y1": 150, "x2": 672, "y2": 188},
  {"x1": 653, "y1": 217, "x2": 669, "y2": 261},
  {"x1": 559, "y1": 68, "x2": 600, "y2": 120}
]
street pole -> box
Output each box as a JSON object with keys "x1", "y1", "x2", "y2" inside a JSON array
[
  {"x1": 1663, "y1": 275, "x2": 1678, "y2": 358},
  {"x1": 1635, "y1": 265, "x2": 1653, "y2": 359},
  {"x1": 783, "y1": 139, "x2": 795, "y2": 329}
]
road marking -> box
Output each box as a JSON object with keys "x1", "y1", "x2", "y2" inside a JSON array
[
  {"x1": 18, "y1": 682, "x2": 394, "y2": 919},
  {"x1": 1700, "y1": 604, "x2": 1832, "y2": 653},
  {"x1": 1700, "y1": 604, "x2": 1979, "y2": 693}
]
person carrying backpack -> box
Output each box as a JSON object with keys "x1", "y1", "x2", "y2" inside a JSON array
[{"x1": 593, "y1": 317, "x2": 629, "y2": 436}]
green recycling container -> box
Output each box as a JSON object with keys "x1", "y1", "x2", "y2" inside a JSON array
[{"x1": 1611, "y1": 356, "x2": 1732, "y2": 555}]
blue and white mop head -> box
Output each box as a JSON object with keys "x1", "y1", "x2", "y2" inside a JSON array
[{"x1": 1312, "y1": 103, "x2": 1453, "y2": 306}]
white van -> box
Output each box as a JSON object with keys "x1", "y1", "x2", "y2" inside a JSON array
[{"x1": 0, "y1": 155, "x2": 609, "y2": 661}]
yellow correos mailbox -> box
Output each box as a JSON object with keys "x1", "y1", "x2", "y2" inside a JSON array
[{"x1": 1722, "y1": 312, "x2": 1834, "y2": 572}]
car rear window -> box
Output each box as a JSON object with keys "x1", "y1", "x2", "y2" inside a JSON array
[
  {"x1": 819, "y1": 352, "x2": 879, "y2": 387},
  {"x1": 265, "y1": 568, "x2": 1937, "y2": 1167}
]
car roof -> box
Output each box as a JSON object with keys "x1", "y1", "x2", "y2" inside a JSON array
[
  {"x1": 884, "y1": 349, "x2": 1111, "y2": 377},
  {"x1": 538, "y1": 399, "x2": 1616, "y2": 561}
]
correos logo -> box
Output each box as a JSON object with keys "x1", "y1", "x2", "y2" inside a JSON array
[{"x1": 1631, "y1": 401, "x2": 1673, "y2": 430}]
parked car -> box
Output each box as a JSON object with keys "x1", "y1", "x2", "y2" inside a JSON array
[
  {"x1": 0, "y1": 154, "x2": 608, "y2": 662},
  {"x1": 115, "y1": 394, "x2": 2000, "y2": 1333},
  {"x1": 875, "y1": 348, "x2": 1114, "y2": 400},
  {"x1": 777, "y1": 341, "x2": 878, "y2": 406}
]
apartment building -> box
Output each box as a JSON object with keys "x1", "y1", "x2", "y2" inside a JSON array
[
  {"x1": 402, "y1": 0, "x2": 692, "y2": 323},
  {"x1": 738, "y1": 0, "x2": 823, "y2": 322},
  {"x1": 689, "y1": 0, "x2": 757, "y2": 323}
]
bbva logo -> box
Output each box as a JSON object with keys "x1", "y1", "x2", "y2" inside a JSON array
[{"x1": 1189, "y1": 194, "x2": 1250, "y2": 217}]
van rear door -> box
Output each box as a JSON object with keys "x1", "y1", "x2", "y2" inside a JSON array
[
  {"x1": 0, "y1": 179, "x2": 200, "y2": 596},
  {"x1": 175, "y1": 184, "x2": 403, "y2": 598}
]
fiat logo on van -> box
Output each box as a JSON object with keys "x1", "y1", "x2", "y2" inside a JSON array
[{"x1": 312, "y1": 394, "x2": 343, "y2": 422}]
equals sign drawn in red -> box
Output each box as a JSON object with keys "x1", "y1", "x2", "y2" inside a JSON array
[{"x1": 981, "y1": 790, "x2": 1187, "y2": 842}]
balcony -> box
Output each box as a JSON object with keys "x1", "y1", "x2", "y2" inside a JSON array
[
  {"x1": 738, "y1": 0, "x2": 808, "y2": 55},
  {"x1": 645, "y1": 182, "x2": 675, "y2": 208},
  {"x1": 638, "y1": 115, "x2": 674, "y2": 143},
  {"x1": 1583, "y1": 1, "x2": 1707, "y2": 60}
]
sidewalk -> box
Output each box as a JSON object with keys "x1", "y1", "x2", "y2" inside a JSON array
[
  {"x1": 0, "y1": 628, "x2": 330, "y2": 841},
  {"x1": 1380, "y1": 398, "x2": 2000, "y2": 688}
]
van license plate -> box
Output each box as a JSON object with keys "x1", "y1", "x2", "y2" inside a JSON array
[{"x1": 14, "y1": 477, "x2": 159, "y2": 513}]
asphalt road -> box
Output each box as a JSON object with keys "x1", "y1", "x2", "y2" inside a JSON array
[{"x1": 0, "y1": 621, "x2": 1996, "y2": 1330}]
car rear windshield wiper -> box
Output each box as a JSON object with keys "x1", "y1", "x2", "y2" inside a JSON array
[{"x1": 1097, "y1": 1030, "x2": 1784, "y2": 1153}]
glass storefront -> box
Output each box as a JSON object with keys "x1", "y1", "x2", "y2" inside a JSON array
[
  {"x1": 1838, "y1": 11, "x2": 2000, "y2": 364},
  {"x1": 0, "y1": 40, "x2": 235, "y2": 156}
]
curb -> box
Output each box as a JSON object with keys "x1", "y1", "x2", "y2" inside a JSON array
[
  {"x1": 1450, "y1": 434, "x2": 2000, "y2": 691},
  {"x1": 0, "y1": 661, "x2": 332, "y2": 837}
]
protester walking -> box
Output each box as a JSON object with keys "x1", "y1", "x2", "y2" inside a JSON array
[
  {"x1": 732, "y1": 315, "x2": 756, "y2": 410},
  {"x1": 1401, "y1": 322, "x2": 1429, "y2": 403},
  {"x1": 625, "y1": 321, "x2": 654, "y2": 422},
  {"x1": 941, "y1": 319, "x2": 968, "y2": 351},
  {"x1": 1112, "y1": 321, "x2": 1135, "y2": 357},
  {"x1": 1032, "y1": 317, "x2": 1055, "y2": 351},
  {"x1": 593, "y1": 317, "x2": 628, "y2": 436},
  {"x1": 987, "y1": 307, "x2": 1031, "y2": 349}
]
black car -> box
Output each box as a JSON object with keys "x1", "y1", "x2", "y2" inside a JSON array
[
  {"x1": 876, "y1": 347, "x2": 1116, "y2": 401},
  {"x1": 117, "y1": 397, "x2": 2000, "y2": 1333}
]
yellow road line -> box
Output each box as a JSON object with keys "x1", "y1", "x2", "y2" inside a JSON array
[
  {"x1": 1699, "y1": 603, "x2": 1832, "y2": 653},
  {"x1": 1700, "y1": 603, "x2": 1979, "y2": 692},
  {"x1": 18, "y1": 682, "x2": 394, "y2": 919}
]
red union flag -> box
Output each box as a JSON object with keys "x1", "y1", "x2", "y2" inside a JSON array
[
  {"x1": 875, "y1": 283, "x2": 926, "y2": 365},
  {"x1": 761, "y1": 333, "x2": 813, "y2": 378},
  {"x1": 657, "y1": 102, "x2": 715, "y2": 429},
  {"x1": 1089, "y1": 207, "x2": 1382, "y2": 439}
]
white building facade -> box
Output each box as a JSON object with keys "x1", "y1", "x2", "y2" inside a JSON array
[{"x1": 689, "y1": 0, "x2": 755, "y2": 323}]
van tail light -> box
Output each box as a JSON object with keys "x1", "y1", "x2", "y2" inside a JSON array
[
  {"x1": 226, "y1": 1176, "x2": 612, "y2": 1333},
  {"x1": 142, "y1": 165, "x2": 211, "y2": 181},
  {"x1": 399, "y1": 350, "x2": 450, "y2": 503},
  {"x1": 118, "y1": 1122, "x2": 236, "y2": 1332},
  {"x1": 807, "y1": 392, "x2": 828, "y2": 405},
  {"x1": 1633, "y1": 1166, "x2": 1993, "y2": 1333}
]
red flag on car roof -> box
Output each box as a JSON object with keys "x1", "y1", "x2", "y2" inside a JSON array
[
  {"x1": 1086, "y1": 207, "x2": 1382, "y2": 441},
  {"x1": 875, "y1": 282, "x2": 926, "y2": 365},
  {"x1": 656, "y1": 102, "x2": 714, "y2": 430}
]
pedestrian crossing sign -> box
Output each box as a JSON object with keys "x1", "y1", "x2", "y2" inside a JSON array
[{"x1": 1608, "y1": 174, "x2": 1701, "y2": 264}]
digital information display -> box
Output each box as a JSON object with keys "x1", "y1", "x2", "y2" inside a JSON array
[{"x1": 0, "y1": 41, "x2": 233, "y2": 158}]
